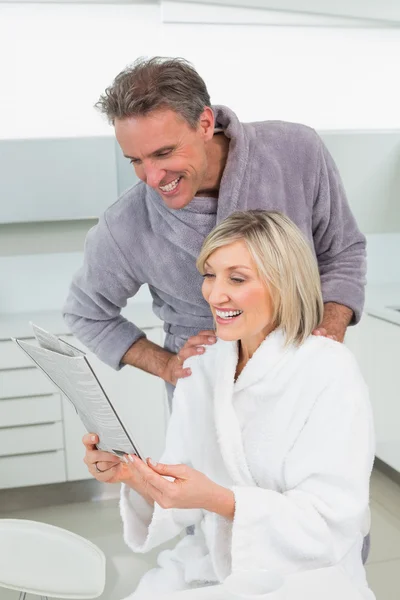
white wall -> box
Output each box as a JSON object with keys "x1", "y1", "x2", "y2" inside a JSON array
[
  {"x1": 1, "y1": 1, "x2": 400, "y2": 140},
  {"x1": 0, "y1": 1, "x2": 399, "y2": 260},
  {"x1": 0, "y1": 2, "x2": 162, "y2": 139},
  {"x1": 161, "y1": 24, "x2": 400, "y2": 131},
  {"x1": 178, "y1": 0, "x2": 400, "y2": 24}
]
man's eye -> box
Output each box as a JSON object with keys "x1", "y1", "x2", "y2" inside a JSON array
[
  {"x1": 157, "y1": 151, "x2": 171, "y2": 158},
  {"x1": 129, "y1": 159, "x2": 140, "y2": 165}
]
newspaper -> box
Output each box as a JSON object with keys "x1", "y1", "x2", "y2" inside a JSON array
[{"x1": 13, "y1": 324, "x2": 142, "y2": 459}]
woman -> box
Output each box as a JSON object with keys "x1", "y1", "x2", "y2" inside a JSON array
[{"x1": 89, "y1": 211, "x2": 375, "y2": 598}]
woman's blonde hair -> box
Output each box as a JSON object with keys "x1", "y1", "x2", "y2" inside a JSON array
[{"x1": 196, "y1": 210, "x2": 324, "y2": 346}]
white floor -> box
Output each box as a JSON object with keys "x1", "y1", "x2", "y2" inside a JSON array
[{"x1": 1, "y1": 466, "x2": 400, "y2": 600}]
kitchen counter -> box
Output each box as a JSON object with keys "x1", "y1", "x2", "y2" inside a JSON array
[
  {"x1": 0, "y1": 301, "x2": 162, "y2": 341},
  {"x1": 365, "y1": 283, "x2": 400, "y2": 326}
]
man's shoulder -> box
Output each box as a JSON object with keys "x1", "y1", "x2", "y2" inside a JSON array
[
  {"x1": 246, "y1": 119, "x2": 321, "y2": 157},
  {"x1": 103, "y1": 181, "x2": 148, "y2": 228}
]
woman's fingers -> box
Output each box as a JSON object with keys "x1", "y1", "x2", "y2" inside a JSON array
[
  {"x1": 86, "y1": 449, "x2": 120, "y2": 464},
  {"x1": 126, "y1": 455, "x2": 174, "y2": 494},
  {"x1": 82, "y1": 433, "x2": 98, "y2": 450}
]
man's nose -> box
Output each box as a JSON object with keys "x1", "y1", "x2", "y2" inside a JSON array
[{"x1": 143, "y1": 164, "x2": 166, "y2": 189}]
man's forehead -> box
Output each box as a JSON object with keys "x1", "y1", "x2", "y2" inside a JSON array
[
  {"x1": 116, "y1": 108, "x2": 186, "y2": 132},
  {"x1": 115, "y1": 111, "x2": 189, "y2": 157}
]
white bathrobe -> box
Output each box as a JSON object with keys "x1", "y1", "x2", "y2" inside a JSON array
[{"x1": 120, "y1": 331, "x2": 375, "y2": 599}]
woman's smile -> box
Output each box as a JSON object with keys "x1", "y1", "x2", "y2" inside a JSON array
[{"x1": 214, "y1": 308, "x2": 244, "y2": 325}]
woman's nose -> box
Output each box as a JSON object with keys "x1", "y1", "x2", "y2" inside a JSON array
[{"x1": 208, "y1": 282, "x2": 230, "y2": 306}]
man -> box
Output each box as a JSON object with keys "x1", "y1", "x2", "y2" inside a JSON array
[{"x1": 64, "y1": 56, "x2": 366, "y2": 400}]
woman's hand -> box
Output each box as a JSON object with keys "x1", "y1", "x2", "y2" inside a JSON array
[
  {"x1": 163, "y1": 330, "x2": 217, "y2": 386},
  {"x1": 125, "y1": 456, "x2": 235, "y2": 519},
  {"x1": 83, "y1": 434, "x2": 132, "y2": 484}
]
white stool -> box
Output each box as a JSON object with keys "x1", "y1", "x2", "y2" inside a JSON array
[{"x1": 0, "y1": 519, "x2": 106, "y2": 599}]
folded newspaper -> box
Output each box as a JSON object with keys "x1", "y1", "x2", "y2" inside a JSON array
[{"x1": 13, "y1": 324, "x2": 142, "y2": 459}]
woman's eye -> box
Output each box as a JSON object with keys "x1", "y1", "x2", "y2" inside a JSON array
[
  {"x1": 202, "y1": 273, "x2": 215, "y2": 279},
  {"x1": 231, "y1": 277, "x2": 245, "y2": 284}
]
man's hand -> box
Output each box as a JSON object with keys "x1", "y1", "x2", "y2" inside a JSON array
[
  {"x1": 125, "y1": 455, "x2": 235, "y2": 519},
  {"x1": 162, "y1": 330, "x2": 217, "y2": 386},
  {"x1": 313, "y1": 302, "x2": 353, "y2": 343},
  {"x1": 121, "y1": 330, "x2": 216, "y2": 386}
]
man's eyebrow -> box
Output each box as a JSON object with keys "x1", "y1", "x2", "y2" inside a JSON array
[{"x1": 123, "y1": 145, "x2": 176, "y2": 160}]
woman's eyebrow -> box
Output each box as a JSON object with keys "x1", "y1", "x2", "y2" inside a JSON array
[
  {"x1": 204, "y1": 263, "x2": 252, "y2": 271},
  {"x1": 228, "y1": 265, "x2": 252, "y2": 271}
]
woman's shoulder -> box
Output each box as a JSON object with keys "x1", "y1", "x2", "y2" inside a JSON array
[
  {"x1": 182, "y1": 338, "x2": 231, "y2": 373},
  {"x1": 298, "y1": 335, "x2": 365, "y2": 385},
  {"x1": 174, "y1": 339, "x2": 225, "y2": 395}
]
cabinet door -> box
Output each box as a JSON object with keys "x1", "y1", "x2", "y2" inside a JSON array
[
  {"x1": 62, "y1": 328, "x2": 167, "y2": 481},
  {"x1": 347, "y1": 314, "x2": 400, "y2": 472}
]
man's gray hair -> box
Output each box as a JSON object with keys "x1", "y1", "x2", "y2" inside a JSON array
[{"x1": 95, "y1": 56, "x2": 212, "y2": 128}]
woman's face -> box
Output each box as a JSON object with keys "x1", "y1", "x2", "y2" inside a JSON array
[{"x1": 201, "y1": 240, "x2": 275, "y2": 344}]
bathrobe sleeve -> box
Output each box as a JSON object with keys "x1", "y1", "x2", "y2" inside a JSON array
[
  {"x1": 210, "y1": 352, "x2": 374, "y2": 576},
  {"x1": 312, "y1": 139, "x2": 366, "y2": 323},
  {"x1": 63, "y1": 214, "x2": 146, "y2": 370},
  {"x1": 120, "y1": 373, "x2": 204, "y2": 554}
]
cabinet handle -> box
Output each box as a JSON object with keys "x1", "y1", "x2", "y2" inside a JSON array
[{"x1": 1, "y1": 449, "x2": 61, "y2": 459}]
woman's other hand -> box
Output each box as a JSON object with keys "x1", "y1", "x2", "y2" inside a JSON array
[
  {"x1": 125, "y1": 456, "x2": 235, "y2": 519},
  {"x1": 163, "y1": 330, "x2": 217, "y2": 386}
]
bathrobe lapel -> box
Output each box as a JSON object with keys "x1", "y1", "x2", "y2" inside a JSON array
[
  {"x1": 212, "y1": 330, "x2": 291, "y2": 488},
  {"x1": 213, "y1": 340, "x2": 256, "y2": 487}
]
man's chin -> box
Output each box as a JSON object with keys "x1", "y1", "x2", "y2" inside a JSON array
[{"x1": 162, "y1": 193, "x2": 193, "y2": 210}]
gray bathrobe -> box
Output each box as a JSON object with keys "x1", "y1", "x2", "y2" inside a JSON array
[{"x1": 63, "y1": 105, "x2": 366, "y2": 371}]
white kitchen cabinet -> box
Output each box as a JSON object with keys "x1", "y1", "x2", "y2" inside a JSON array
[
  {"x1": 0, "y1": 367, "x2": 55, "y2": 399},
  {"x1": 0, "y1": 305, "x2": 166, "y2": 489},
  {"x1": 346, "y1": 314, "x2": 400, "y2": 472},
  {"x1": 61, "y1": 328, "x2": 167, "y2": 481},
  {"x1": 0, "y1": 422, "x2": 64, "y2": 457},
  {"x1": 0, "y1": 451, "x2": 66, "y2": 490},
  {"x1": 0, "y1": 394, "x2": 62, "y2": 428}
]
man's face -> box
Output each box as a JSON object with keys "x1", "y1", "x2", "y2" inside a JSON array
[{"x1": 115, "y1": 108, "x2": 214, "y2": 210}]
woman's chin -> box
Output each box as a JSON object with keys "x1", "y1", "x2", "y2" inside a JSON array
[{"x1": 216, "y1": 327, "x2": 241, "y2": 342}]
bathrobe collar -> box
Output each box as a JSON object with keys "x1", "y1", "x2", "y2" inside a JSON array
[
  {"x1": 146, "y1": 105, "x2": 250, "y2": 243},
  {"x1": 213, "y1": 329, "x2": 292, "y2": 487},
  {"x1": 212, "y1": 105, "x2": 250, "y2": 223}
]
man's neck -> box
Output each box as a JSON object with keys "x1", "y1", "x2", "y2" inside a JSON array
[{"x1": 196, "y1": 132, "x2": 230, "y2": 198}]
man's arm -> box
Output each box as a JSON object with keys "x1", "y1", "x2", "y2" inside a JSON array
[
  {"x1": 64, "y1": 212, "x2": 217, "y2": 382},
  {"x1": 121, "y1": 337, "x2": 174, "y2": 382},
  {"x1": 314, "y1": 302, "x2": 353, "y2": 343},
  {"x1": 121, "y1": 332, "x2": 217, "y2": 386},
  {"x1": 312, "y1": 136, "x2": 367, "y2": 339},
  {"x1": 63, "y1": 214, "x2": 148, "y2": 370}
]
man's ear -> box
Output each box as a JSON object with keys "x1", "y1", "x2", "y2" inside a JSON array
[{"x1": 198, "y1": 106, "x2": 215, "y2": 141}]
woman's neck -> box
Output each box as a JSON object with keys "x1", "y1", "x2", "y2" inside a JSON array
[{"x1": 235, "y1": 325, "x2": 276, "y2": 380}]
